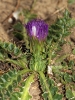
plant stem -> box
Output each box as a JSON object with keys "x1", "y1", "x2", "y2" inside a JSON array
[
  {"x1": 39, "y1": 71, "x2": 53, "y2": 100},
  {"x1": 21, "y1": 73, "x2": 34, "y2": 100},
  {"x1": 19, "y1": 68, "x2": 33, "y2": 75}
]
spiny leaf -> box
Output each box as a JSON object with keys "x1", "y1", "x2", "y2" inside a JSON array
[
  {"x1": 66, "y1": 89, "x2": 74, "y2": 99},
  {"x1": 9, "y1": 73, "x2": 34, "y2": 100},
  {"x1": 39, "y1": 71, "x2": 62, "y2": 100},
  {"x1": 0, "y1": 70, "x2": 21, "y2": 100},
  {"x1": 0, "y1": 69, "x2": 33, "y2": 100},
  {"x1": 20, "y1": 74, "x2": 34, "y2": 100},
  {"x1": 0, "y1": 41, "x2": 28, "y2": 68},
  {"x1": 39, "y1": 71, "x2": 53, "y2": 100},
  {"x1": 22, "y1": 10, "x2": 37, "y2": 23},
  {"x1": 0, "y1": 70, "x2": 21, "y2": 90},
  {"x1": 13, "y1": 22, "x2": 23, "y2": 32},
  {"x1": 0, "y1": 41, "x2": 22, "y2": 57},
  {"x1": 5, "y1": 53, "x2": 27, "y2": 68},
  {"x1": 64, "y1": 73, "x2": 72, "y2": 82},
  {"x1": 48, "y1": 10, "x2": 75, "y2": 42}
]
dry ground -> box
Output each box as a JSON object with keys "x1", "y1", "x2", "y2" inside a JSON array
[{"x1": 0, "y1": 0, "x2": 75, "y2": 100}]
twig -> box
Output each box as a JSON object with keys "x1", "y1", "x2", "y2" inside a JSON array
[
  {"x1": 14, "y1": 0, "x2": 20, "y2": 11},
  {"x1": 51, "y1": 6, "x2": 66, "y2": 16},
  {"x1": 44, "y1": 6, "x2": 67, "y2": 21},
  {"x1": 30, "y1": 0, "x2": 37, "y2": 11},
  {"x1": 1, "y1": 0, "x2": 20, "y2": 24}
]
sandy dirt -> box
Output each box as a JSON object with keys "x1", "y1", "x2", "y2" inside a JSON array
[{"x1": 0, "y1": 0, "x2": 75, "y2": 100}]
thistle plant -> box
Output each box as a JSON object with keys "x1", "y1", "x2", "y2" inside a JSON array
[
  {"x1": 25, "y1": 19, "x2": 48, "y2": 72},
  {"x1": 0, "y1": 10, "x2": 75, "y2": 100}
]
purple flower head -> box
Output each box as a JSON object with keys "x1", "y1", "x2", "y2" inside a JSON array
[{"x1": 25, "y1": 19, "x2": 48, "y2": 41}]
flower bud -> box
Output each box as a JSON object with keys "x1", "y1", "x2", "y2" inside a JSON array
[{"x1": 25, "y1": 19, "x2": 48, "y2": 41}]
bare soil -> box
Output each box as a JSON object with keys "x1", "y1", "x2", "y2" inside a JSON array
[{"x1": 0, "y1": 0, "x2": 75, "y2": 100}]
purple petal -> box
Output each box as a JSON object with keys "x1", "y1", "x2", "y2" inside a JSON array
[{"x1": 25, "y1": 19, "x2": 48, "y2": 41}]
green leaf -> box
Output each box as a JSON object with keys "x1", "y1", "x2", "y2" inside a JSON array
[
  {"x1": 39, "y1": 72, "x2": 62, "y2": 100},
  {"x1": 10, "y1": 94, "x2": 18, "y2": 100},
  {"x1": 72, "y1": 91, "x2": 75, "y2": 99},
  {"x1": 13, "y1": 22, "x2": 23, "y2": 31},
  {"x1": 72, "y1": 75, "x2": 75, "y2": 82},
  {"x1": 13, "y1": 22, "x2": 24, "y2": 40},
  {"x1": 13, "y1": 31, "x2": 24, "y2": 40},
  {"x1": 53, "y1": 94, "x2": 62, "y2": 100},
  {"x1": 8, "y1": 43, "x2": 14, "y2": 51},
  {"x1": 55, "y1": 54, "x2": 69, "y2": 64},
  {"x1": 66, "y1": 89, "x2": 74, "y2": 99},
  {"x1": 42, "y1": 92, "x2": 48, "y2": 100},
  {"x1": 64, "y1": 73, "x2": 72, "y2": 82},
  {"x1": 50, "y1": 86, "x2": 58, "y2": 96},
  {"x1": 0, "y1": 70, "x2": 19, "y2": 90},
  {"x1": 68, "y1": 0, "x2": 75, "y2": 4},
  {"x1": 14, "y1": 47, "x2": 21, "y2": 56},
  {"x1": 39, "y1": 72, "x2": 53, "y2": 100},
  {"x1": 48, "y1": 10, "x2": 75, "y2": 43},
  {"x1": 0, "y1": 41, "x2": 22, "y2": 57},
  {"x1": 0, "y1": 41, "x2": 28, "y2": 68},
  {"x1": 0, "y1": 52, "x2": 5, "y2": 60},
  {"x1": 72, "y1": 49, "x2": 75, "y2": 55},
  {"x1": 0, "y1": 69, "x2": 33, "y2": 100},
  {"x1": 22, "y1": 10, "x2": 37, "y2": 23},
  {"x1": 6, "y1": 55, "x2": 27, "y2": 68},
  {"x1": 21, "y1": 74, "x2": 34, "y2": 100},
  {"x1": 8, "y1": 85, "x2": 12, "y2": 92}
]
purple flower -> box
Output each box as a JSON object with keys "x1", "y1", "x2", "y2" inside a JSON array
[{"x1": 25, "y1": 19, "x2": 48, "y2": 41}]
